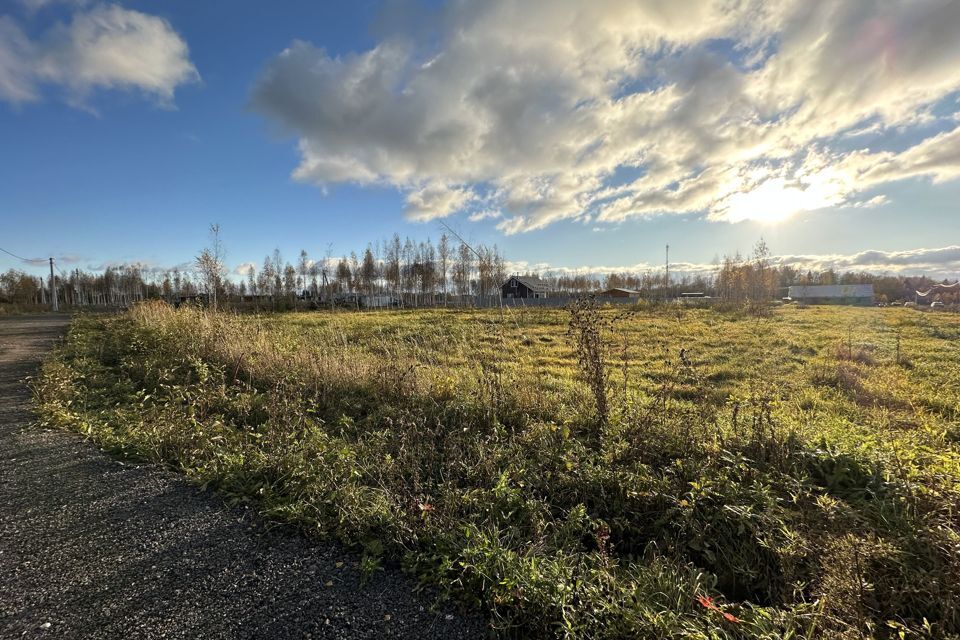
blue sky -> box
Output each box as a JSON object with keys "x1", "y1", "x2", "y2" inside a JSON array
[{"x1": 2, "y1": 0, "x2": 960, "y2": 279}]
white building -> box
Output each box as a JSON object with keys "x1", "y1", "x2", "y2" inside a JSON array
[{"x1": 787, "y1": 284, "x2": 874, "y2": 305}]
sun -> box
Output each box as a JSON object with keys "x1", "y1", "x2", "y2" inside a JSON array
[{"x1": 719, "y1": 177, "x2": 838, "y2": 224}]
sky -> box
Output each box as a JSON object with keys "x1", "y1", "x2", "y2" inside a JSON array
[{"x1": 2, "y1": 0, "x2": 960, "y2": 280}]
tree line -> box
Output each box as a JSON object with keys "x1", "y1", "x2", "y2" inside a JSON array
[
  {"x1": 233, "y1": 233, "x2": 508, "y2": 308},
  {"x1": 0, "y1": 265, "x2": 161, "y2": 308},
  {"x1": 2, "y1": 234, "x2": 956, "y2": 309}
]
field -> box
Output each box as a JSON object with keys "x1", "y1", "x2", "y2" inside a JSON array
[{"x1": 34, "y1": 302, "x2": 960, "y2": 638}]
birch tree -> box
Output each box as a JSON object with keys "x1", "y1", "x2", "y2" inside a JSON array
[{"x1": 195, "y1": 223, "x2": 226, "y2": 309}]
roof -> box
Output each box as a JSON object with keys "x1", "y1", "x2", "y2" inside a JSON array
[
  {"x1": 503, "y1": 275, "x2": 549, "y2": 292},
  {"x1": 600, "y1": 287, "x2": 640, "y2": 295},
  {"x1": 787, "y1": 284, "x2": 874, "y2": 298}
]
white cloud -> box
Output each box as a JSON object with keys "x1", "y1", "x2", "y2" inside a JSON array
[
  {"x1": 860, "y1": 126, "x2": 960, "y2": 185},
  {"x1": 468, "y1": 209, "x2": 502, "y2": 222},
  {"x1": 86, "y1": 260, "x2": 193, "y2": 275},
  {"x1": 18, "y1": 0, "x2": 89, "y2": 13},
  {"x1": 0, "y1": 4, "x2": 198, "y2": 107},
  {"x1": 773, "y1": 246, "x2": 960, "y2": 276},
  {"x1": 403, "y1": 182, "x2": 475, "y2": 221},
  {"x1": 253, "y1": 0, "x2": 960, "y2": 232},
  {"x1": 233, "y1": 262, "x2": 257, "y2": 276},
  {"x1": 849, "y1": 194, "x2": 890, "y2": 209},
  {"x1": 0, "y1": 17, "x2": 37, "y2": 102}
]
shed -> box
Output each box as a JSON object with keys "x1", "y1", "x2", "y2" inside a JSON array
[
  {"x1": 787, "y1": 284, "x2": 874, "y2": 305},
  {"x1": 501, "y1": 275, "x2": 550, "y2": 299},
  {"x1": 599, "y1": 287, "x2": 641, "y2": 298}
]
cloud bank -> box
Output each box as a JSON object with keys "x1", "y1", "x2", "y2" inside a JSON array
[
  {"x1": 516, "y1": 246, "x2": 960, "y2": 280},
  {"x1": 253, "y1": 0, "x2": 960, "y2": 232},
  {"x1": 0, "y1": 3, "x2": 198, "y2": 108}
]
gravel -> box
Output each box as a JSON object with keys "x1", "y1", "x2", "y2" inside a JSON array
[{"x1": 0, "y1": 314, "x2": 486, "y2": 639}]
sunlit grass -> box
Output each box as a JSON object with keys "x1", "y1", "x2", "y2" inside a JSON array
[{"x1": 33, "y1": 302, "x2": 960, "y2": 638}]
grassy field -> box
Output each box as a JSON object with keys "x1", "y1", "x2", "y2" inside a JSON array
[{"x1": 34, "y1": 301, "x2": 960, "y2": 638}]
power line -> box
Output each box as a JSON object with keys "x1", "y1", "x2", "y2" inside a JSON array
[
  {"x1": 437, "y1": 220, "x2": 484, "y2": 261},
  {"x1": 0, "y1": 246, "x2": 64, "y2": 311},
  {"x1": 0, "y1": 246, "x2": 36, "y2": 263},
  {"x1": 1, "y1": 246, "x2": 72, "y2": 276}
]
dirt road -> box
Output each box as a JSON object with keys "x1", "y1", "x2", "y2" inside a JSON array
[{"x1": 0, "y1": 314, "x2": 483, "y2": 639}]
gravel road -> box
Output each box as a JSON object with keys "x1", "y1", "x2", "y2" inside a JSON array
[{"x1": 0, "y1": 314, "x2": 486, "y2": 639}]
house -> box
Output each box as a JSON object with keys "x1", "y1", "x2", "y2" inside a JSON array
[
  {"x1": 787, "y1": 284, "x2": 874, "y2": 305},
  {"x1": 501, "y1": 275, "x2": 550, "y2": 299},
  {"x1": 599, "y1": 287, "x2": 641, "y2": 298}
]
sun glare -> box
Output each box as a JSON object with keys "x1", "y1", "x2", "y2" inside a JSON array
[{"x1": 720, "y1": 177, "x2": 838, "y2": 224}]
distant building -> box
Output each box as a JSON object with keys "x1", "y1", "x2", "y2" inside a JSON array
[
  {"x1": 175, "y1": 293, "x2": 210, "y2": 307},
  {"x1": 501, "y1": 275, "x2": 550, "y2": 299},
  {"x1": 787, "y1": 284, "x2": 874, "y2": 305},
  {"x1": 599, "y1": 287, "x2": 641, "y2": 298},
  {"x1": 677, "y1": 292, "x2": 712, "y2": 304},
  {"x1": 363, "y1": 294, "x2": 401, "y2": 309},
  {"x1": 333, "y1": 292, "x2": 400, "y2": 308}
]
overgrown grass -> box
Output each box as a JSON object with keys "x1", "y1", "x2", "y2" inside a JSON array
[{"x1": 34, "y1": 302, "x2": 960, "y2": 638}]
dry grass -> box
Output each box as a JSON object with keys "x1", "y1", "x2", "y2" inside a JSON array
[{"x1": 33, "y1": 301, "x2": 960, "y2": 639}]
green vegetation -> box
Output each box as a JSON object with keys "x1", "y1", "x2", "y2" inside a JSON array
[{"x1": 34, "y1": 302, "x2": 960, "y2": 638}]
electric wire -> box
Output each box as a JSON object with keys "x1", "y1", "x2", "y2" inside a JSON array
[{"x1": 0, "y1": 246, "x2": 36, "y2": 263}]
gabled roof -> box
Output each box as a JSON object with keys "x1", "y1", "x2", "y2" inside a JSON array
[{"x1": 503, "y1": 275, "x2": 549, "y2": 292}]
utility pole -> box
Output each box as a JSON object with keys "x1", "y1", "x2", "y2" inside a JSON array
[
  {"x1": 49, "y1": 257, "x2": 59, "y2": 312},
  {"x1": 664, "y1": 244, "x2": 670, "y2": 300}
]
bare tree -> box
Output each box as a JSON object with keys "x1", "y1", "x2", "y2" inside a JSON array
[
  {"x1": 308, "y1": 262, "x2": 320, "y2": 300},
  {"x1": 246, "y1": 265, "x2": 257, "y2": 296},
  {"x1": 322, "y1": 244, "x2": 334, "y2": 306},
  {"x1": 298, "y1": 250, "x2": 310, "y2": 301},
  {"x1": 161, "y1": 271, "x2": 173, "y2": 302},
  {"x1": 336, "y1": 257, "x2": 352, "y2": 292},
  {"x1": 438, "y1": 233, "x2": 451, "y2": 305},
  {"x1": 402, "y1": 238, "x2": 415, "y2": 304},
  {"x1": 420, "y1": 239, "x2": 436, "y2": 303},
  {"x1": 360, "y1": 246, "x2": 377, "y2": 298},
  {"x1": 258, "y1": 256, "x2": 273, "y2": 300},
  {"x1": 195, "y1": 223, "x2": 226, "y2": 309},
  {"x1": 454, "y1": 241, "x2": 473, "y2": 300},
  {"x1": 283, "y1": 263, "x2": 297, "y2": 300},
  {"x1": 386, "y1": 234, "x2": 402, "y2": 301}
]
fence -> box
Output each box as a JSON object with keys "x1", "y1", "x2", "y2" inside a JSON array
[{"x1": 477, "y1": 295, "x2": 645, "y2": 308}]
